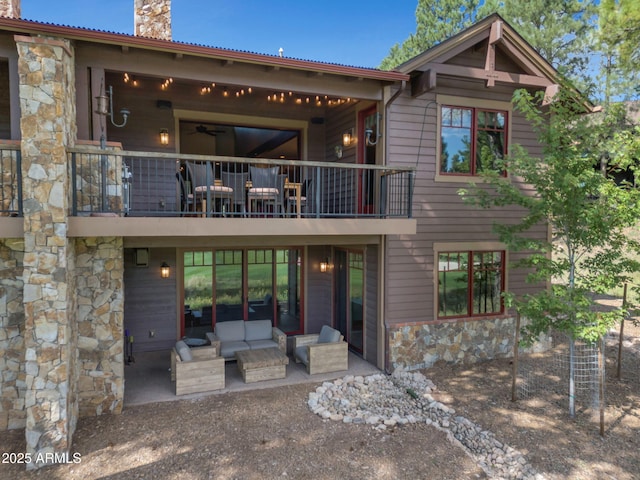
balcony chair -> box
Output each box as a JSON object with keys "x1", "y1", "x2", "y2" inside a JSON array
[
  {"x1": 176, "y1": 172, "x2": 195, "y2": 215},
  {"x1": 187, "y1": 161, "x2": 234, "y2": 216},
  {"x1": 247, "y1": 166, "x2": 284, "y2": 216},
  {"x1": 293, "y1": 325, "x2": 348, "y2": 375},
  {"x1": 221, "y1": 170, "x2": 249, "y2": 216}
]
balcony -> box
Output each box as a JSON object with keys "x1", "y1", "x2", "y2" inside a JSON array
[{"x1": 1, "y1": 145, "x2": 417, "y2": 239}]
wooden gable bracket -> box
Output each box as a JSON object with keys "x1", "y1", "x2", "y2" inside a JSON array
[
  {"x1": 411, "y1": 69, "x2": 437, "y2": 97},
  {"x1": 542, "y1": 84, "x2": 560, "y2": 105},
  {"x1": 484, "y1": 20, "x2": 503, "y2": 87}
]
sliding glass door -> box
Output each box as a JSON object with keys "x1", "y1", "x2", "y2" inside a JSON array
[
  {"x1": 182, "y1": 248, "x2": 303, "y2": 339},
  {"x1": 335, "y1": 249, "x2": 364, "y2": 353}
]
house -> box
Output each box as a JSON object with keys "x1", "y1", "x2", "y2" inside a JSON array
[{"x1": 0, "y1": 0, "x2": 570, "y2": 468}]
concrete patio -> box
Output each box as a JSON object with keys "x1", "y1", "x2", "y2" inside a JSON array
[{"x1": 123, "y1": 349, "x2": 382, "y2": 406}]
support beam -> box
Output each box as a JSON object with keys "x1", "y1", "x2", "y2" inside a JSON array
[
  {"x1": 430, "y1": 62, "x2": 553, "y2": 88},
  {"x1": 411, "y1": 69, "x2": 437, "y2": 97}
]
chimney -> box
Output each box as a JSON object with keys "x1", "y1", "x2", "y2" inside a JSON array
[
  {"x1": 134, "y1": 0, "x2": 171, "y2": 41},
  {"x1": 0, "y1": 0, "x2": 20, "y2": 18}
]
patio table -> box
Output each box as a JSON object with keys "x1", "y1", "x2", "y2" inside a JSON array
[{"x1": 235, "y1": 347, "x2": 289, "y2": 383}]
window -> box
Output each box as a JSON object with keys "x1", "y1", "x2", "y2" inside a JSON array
[
  {"x1": 438, "y1": 250, "x2": 505, "y2": 318},
  {"x1": 440, "y1": 106, "x2": 507, "y2": 176}
]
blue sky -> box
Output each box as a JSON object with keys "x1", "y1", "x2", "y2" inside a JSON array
[{"x1": 20, "y1": 0, "x2": 418, "y2": 68}]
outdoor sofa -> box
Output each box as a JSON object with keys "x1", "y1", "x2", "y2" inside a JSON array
[{"x1": 206, "y1": 319, "x2": 286, "y2": 360}]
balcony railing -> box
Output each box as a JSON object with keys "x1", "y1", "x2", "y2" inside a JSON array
[
  {"x1": 68, "y1": 147, "x2": 415, "y2": 219},
  {"x1": 0, "y1": 145, "x2": 22, "y2": 217}
]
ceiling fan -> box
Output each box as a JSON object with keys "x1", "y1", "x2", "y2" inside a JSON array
[{"x1": 192, "y1": 124, "x2": 226, "y2": 136}]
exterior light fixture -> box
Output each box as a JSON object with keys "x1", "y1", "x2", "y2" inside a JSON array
[
  {"x1": 320, "y1": 258, "x2": 330, "y2": 273},
  {"x1": 160, "y1": 262, "x2": 170, "y2": 279},
  {"x1": 343, "y1": 128, "x2": 353, "y2": 147},
  {"x1": 95, "y1": 85, "x2": 130, "y2": 128},
  {"x1": 159, "y1": 129, "x2": 169, "y2": 145}
]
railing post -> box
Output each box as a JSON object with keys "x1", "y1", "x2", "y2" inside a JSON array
[
  {"x1": 315, "y1": 167, "x2": 321, "y2": 218},
  {"x1": 379, "y1": 172, "x2": 387, "y2": 218},
  {"x1": 16, "y1": 149, "x2": 23, "y2": 217},
  {"x1": 407, "y1": 171, "x2": 414, "y2": 218},
  {"x1": 70, "y1": 152, "x2": 77, "y2": 216},
  {"x1": 100, "y1": 152, "x2": 108, "y2": 212}
]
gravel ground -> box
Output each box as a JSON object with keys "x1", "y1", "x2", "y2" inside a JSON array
[{"x1": 1, "y1": 323, "x2": 637, "y2": 480}]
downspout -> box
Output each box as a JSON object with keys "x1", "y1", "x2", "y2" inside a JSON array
[{"x1": 382, "y1": 80, "x2": 406, "y2": 374}]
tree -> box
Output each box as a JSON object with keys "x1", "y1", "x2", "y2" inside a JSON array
[
  {"x1": 480, "y1": 0, "x2": 598, "y2": 86},
  {"x1": 379, "y1": 0, "x2": 482, "y2": 70},
  {"x1": 459, "y1": 87, "x2": 640, "y2": 414},
  {"x1": 380, "y1": 0, "x2": 598, "y2": 92},
  {"x1": 597, "y1": 0, "x2": 640, "y2": 102},
  {"x1": 599, "y1": 0, "x2": 640, "y2": 75}
]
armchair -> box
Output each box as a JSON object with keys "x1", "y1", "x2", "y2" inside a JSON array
[
  {"x1": 247, "y1": 166, "x2": 283, "y2": 216},
  {"x1": 293, "y1": 325, "x2": 348, "y2": 374},
  {"x1": 171, "y1": 340, "x2": 225, "y2": 395}
]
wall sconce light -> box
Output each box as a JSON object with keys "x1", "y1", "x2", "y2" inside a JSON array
[
  {"x1": 95, "y1": 85, "x2": 130, "y2": 128},
  {"x1": 320, "y1": 258, "x2": 330, "y2": 273},
  {"x1": 159, "y1": 129, "x2": 169, "y2": 145},
  {"x1": 343, "y1": 128, "x2": 353, "y2": 147},
  {"x1": 160, "y1": 262, "x2": 170, "y2": 279},
  {"x1": 334, "y1": 145, "x2": 343, "y2": 159},
  {"x1": 365, "y1": 113, "x2": 382, "y2": 146}
]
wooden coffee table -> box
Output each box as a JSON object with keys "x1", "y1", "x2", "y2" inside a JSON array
[{"x1": 235, "y1": 348, "x2": 289, "y2": 383}]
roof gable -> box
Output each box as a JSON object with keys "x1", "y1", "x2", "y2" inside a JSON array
[{"x1": 398, "y1": 14, "x2": 561, "y2": 98}]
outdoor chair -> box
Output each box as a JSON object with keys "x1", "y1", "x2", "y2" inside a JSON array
[
  {"x1": 176, "y1": 172, "x2": 195, "y2": 215},
  {"x1": 293, "y1": 325, "x2": 348, "y2": 374},
  {"x1": 171, "y1": 340, "x2": 225, "y2": 395},
  {"x1": 221, "y1": 170, "x2": 249, "y2": 216},
  {"x1": 187, "y1": 161, "x2": 234, "y2": 215},
  {"x1": 247, "y1": 166, "x2": 283, "y2": 216}
]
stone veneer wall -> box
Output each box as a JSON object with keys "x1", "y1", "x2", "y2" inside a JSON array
[
  {"x1": 134, "y1": 0, "x2": 171, "y2": 40},
  {"x1": 0, "y1": 239, "x2": 25, "y2": 430},
  {"x1": 16, "y1": 35, "x2": 78, "y2": 468},
  {"x1": 388, "y1": 317, "x2": 519, "y2": 371},
  {"x1": 0, "y1": 0, "x2": 21, "y2": 18},
  {"x1": 75, "y1": 237, "x2": 124, "y2": 416}
]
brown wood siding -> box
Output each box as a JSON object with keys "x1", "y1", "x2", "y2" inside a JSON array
[
  {"x1": 364, "y1": 244, "x2": 378, "y2": 364},
  {"x1": 385, "y1": 78, "x2": 546, "y2": 325},
  {"x1": 123, "y1": 247, "x2": 178, "y2": 352},
  {"x1": 305, "y1": 245, "x2": 333, "y2": 333}
]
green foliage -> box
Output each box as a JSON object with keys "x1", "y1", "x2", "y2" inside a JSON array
[
  {"x1": 460, "y1": 87, "x2": 640, "y2": 345},
  {"x1": 379, "y1": 0, "x2": 482, "y2": 70}
]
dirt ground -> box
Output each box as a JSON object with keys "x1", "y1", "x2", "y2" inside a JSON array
[{"x1": 1, "y1": 323, "x2": 638, "y2": 480}]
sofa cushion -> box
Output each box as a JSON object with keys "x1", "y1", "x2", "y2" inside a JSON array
[
  {"x1": 245, "y1": 319, "x2": 273, "y2": 341},
  {"x1": 215, "y1": 320, "x2": 245, "y2": 342},
  {"x1": 247, "y1": 339, "x2": 278, "y2": 350},
  {"x1": 220, "y1": 340, "x2": 250, "y2": 358},
  {"x1": 175, "y1": 340, "x2": 192, "y2": 362},
  {"x1": 318, "y1": 325, "x2": 341, "y2": 344},
  {"x1": 295, "y1": 345, "x2": 309, "y2": 364}
]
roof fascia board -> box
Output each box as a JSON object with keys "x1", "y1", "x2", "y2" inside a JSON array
[{"x1": 75, "y1": 45, "x2": 385, "y2": 100}]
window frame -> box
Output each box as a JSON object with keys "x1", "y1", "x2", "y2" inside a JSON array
[
  {"x1": 435, "y1": 244, "x2": 507, "y2": 320},
  {"x1": 435, "y1": 95, "x2": 512, "y2": 183}
]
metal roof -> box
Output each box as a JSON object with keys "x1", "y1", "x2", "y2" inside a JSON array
[{"x1": 0, "y1": 16, "x2": 409, "y2": 82}]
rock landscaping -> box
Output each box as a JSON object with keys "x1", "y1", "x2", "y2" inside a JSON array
[{"x1": 308, "y1": 370, "x2": 544, "y2": 480}]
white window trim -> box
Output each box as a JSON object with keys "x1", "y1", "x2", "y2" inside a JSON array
[{"x1": 434, "y1": 95, "x2": 512, "y2": 183}]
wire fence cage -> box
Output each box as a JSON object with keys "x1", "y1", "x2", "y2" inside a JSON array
[{"x1": 516, "y1": 330, "x2": 604, "y2": 418}]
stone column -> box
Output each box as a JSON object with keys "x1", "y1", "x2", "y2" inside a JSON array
[
  {"x1": 0, "y1": 0, "x2": 21, "y2": 18},
  {"x1": 16, "y1": 34, "x2": 77, "y2": 469},
  {"x1": 134, "y1": 0, "x2": 172, "y2": 40}
]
